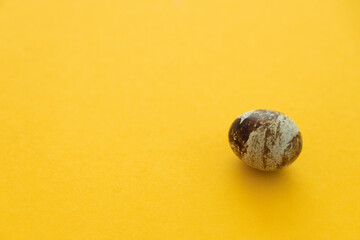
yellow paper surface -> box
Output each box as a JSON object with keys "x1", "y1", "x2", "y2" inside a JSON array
[{"x1": 1, "y1": 1, "x2": 360, "y2": 239}]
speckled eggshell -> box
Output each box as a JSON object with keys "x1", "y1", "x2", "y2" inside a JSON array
[{"x1": 228, "y1": 109, "x2": 302, "y2": 171}]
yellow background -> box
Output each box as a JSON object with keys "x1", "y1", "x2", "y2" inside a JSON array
[{"x1": 1, "y1": 0, "x2": 360, "y2": 239}]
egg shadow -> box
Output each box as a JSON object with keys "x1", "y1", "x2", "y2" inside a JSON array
[
  {"x1": 231, "y1": 160, "x2": 298, "y2": 223},
  {"x1": 237, "y1": 162, "x2": 291, "y2": 189}
]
